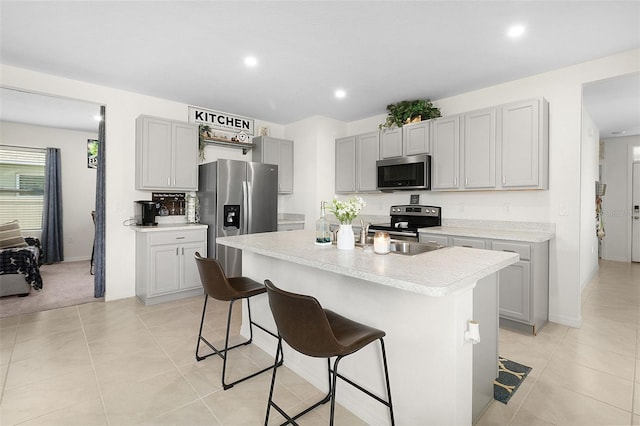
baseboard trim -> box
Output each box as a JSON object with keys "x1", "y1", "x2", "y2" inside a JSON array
[{"x1": 548, "y1": 313, "x2": 581, "y2": 328}]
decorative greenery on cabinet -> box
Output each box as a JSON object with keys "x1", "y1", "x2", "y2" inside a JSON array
[{"x1": 379, "y1": 99, "x2": 441, "y2": 129}]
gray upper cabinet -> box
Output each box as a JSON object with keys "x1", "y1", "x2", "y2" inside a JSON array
[
  {"x1": 356, "y1": 131, "x2": 379, "y2": 192},
  {"x1": 335, "y1": 131, "x2": 379, "y2": 193},
  {"x1": 135, "y1": 115, "x2": 199, "y2": 191},
  {"x1": 463, "y1": 107, "x2": 497, "y2": 189},
  {"x1": 402, "y1": 120, "x2": 430, "y2": 156},
  {"x1": 431, "y1": 97, "x2": 548, "y2": 192},
  {"x1": 380, "y1": 120, "x2": 430, "y2": 159},
  {"x1": 252, "y1": 136, "x2": 294, "y2": 194},
  {"x1": 335, "y1": 136, "x2": 356, "y2": 193},
  {"x1": 499, "y1": 98, "x2": 549, "y2": 190},
  {"x1": 431, "y1": 115, "x2": 461, "y2": 190},
  {"x1": 380, "y1": 128, "x2": 403, "y2": 159}
]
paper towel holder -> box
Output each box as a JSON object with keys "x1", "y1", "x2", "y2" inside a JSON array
[{"x1": 464, "y1": 320, "x2": 480, "y2": 344}]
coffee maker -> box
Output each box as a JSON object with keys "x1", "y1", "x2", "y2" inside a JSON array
[{"x1": 134, "y1": 201, "x2": 158, "y2": 226}]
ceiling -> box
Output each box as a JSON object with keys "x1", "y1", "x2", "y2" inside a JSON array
[{"x1": 0, "y1": 1, "x2": 639, "y2": 136}]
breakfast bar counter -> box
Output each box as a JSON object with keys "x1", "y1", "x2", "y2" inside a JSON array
[{"x1": 217, "y1": 230, "x2": 519, "y2": 425}]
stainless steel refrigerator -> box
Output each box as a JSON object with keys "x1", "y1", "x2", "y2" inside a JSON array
[{"x1": 197, "y1": 159, "x2": 278, "y2": 276}]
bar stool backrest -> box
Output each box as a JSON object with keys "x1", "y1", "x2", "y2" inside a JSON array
[
  {"x1": 194, "y1": 252, "x2": 241, "y2": 301},
  {"x1": 265, "y1": 279, "x2": 340, "y2": 357}
]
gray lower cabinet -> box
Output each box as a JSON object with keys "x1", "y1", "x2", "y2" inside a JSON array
[
  {"x1": 135, "y1": 227, "x2": 206, "y2": 305},
  {"x1": 420, "y1": 232, "x2": 549, "y2": 334},
  {"x1": 452, "y1": 236, "x2": 486, "y2": 249},
  {"x1": 492, "y1": 240, "x2": 549, "y2": 334},
  {"x1": 277, "y1": 222, "x2": 304, "y2": 231}
]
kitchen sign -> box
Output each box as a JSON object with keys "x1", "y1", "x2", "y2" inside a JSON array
[{"x1": 188, "y1": 106, "x2": 254, "y2": 136}]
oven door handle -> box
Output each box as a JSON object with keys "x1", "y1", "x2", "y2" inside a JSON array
[{"x1": 369, "y1": 229, "x2": 419, "y2": 239}]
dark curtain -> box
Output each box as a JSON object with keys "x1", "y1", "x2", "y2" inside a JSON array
[
  {"x1": 41, "y1": 147, "x2": 63, "y2": 263},
  {"x1": 94, "y1": 106, "x2": 106, "y2": 298}
]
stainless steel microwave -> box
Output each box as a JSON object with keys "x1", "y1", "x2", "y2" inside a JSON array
[{"x1": 376, "y1": 154, "x2": 431, "y2": 191}]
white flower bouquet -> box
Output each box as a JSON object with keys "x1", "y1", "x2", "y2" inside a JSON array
[{"x1": 329, "y1": 196, "x2": 366, "y2": 224}]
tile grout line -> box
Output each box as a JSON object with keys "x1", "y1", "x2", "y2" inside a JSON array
[
  {"x1": 76, "y1": 304, "x2": 111, "y2": 426},
  {"x1": 506, "y1": 330, "x2": 563, "y2": 426},
  {"x1": 0, "y1": 315, "x2": 22, "y2": 407},
  {"x1": 136, "y1": 307, "x2": 226, "y2": 425}
]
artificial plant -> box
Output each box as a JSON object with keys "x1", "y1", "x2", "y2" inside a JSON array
[{"x1": 379, "y1": 99, "x2": 441, "y2": 129}]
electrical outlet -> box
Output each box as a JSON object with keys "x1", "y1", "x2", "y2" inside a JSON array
[{"x1": 559, "y1": 204, "x2": 569, "y2": 216}]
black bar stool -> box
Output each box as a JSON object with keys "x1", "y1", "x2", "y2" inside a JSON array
[
  {"x1": 263, "y1": 279, "x2": 395, "y2": 426},
  {"x1": 194, "y1": 252, "x2": 282, "y2": 390}
]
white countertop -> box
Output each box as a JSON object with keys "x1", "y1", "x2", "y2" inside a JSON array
[
  {"x1": 217, "y1": 230, "x2": 518, "y2": 297},
  {"x1": 420, "y1": 226, "x2": 554, "y2": 243},
  {"x1": 131, "y1": 223, "x2": 208, "y2": 232},
  {"x1": 419, "y1": 219, "x2": 555, "y2": 242}
]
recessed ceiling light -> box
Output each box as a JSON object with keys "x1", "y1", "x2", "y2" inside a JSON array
[
  {"x1": 335, "y1": 89, "x2": 346, "y2": 99},
  {"x1": 507, "y1": 24, "x2": 526, "y2": 38},
  {"x1": 244, "y1": 56, "x2": 258, "y2": 67},
  {"x1": 92, "y1": 114, "x2": 103, "y2": 121},
  {"x1": 611, "y1": 130, "x2": 626, "y2": 135}
]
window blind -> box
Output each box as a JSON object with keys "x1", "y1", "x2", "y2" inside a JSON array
[{"x1": 0, "y1": 146, "x2": 46, "y2": 230}]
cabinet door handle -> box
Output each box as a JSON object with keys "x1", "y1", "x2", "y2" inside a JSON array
[
  {"x1": 167, "y1": 177, "x2": 171, "y2": 186},
  {"x1": 176, "y1": 248, "x2": 179, "y2": 255},
  {"x1": 181, "y1": 248, "x2": 184, "y2": 255},
  {"x1": 462, "y1": 245, "x2": 473, "y2": 248},
  {"x1": 502, "y1": 176, "x2": 506, "y2": 185},
  {"x1": 175, "y1": 237, "x2": 185, "y2": 240},
  {"x1": 502, "y1": 249, "x2": 516, "y2": 253}
]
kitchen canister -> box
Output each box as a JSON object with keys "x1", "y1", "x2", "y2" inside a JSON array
[
  {"x1": 373, "y1": 231, "x2": 390, "y2": 254},
  {"x1": 186, "y1": 193, "x2": 199, "y2": 223}
]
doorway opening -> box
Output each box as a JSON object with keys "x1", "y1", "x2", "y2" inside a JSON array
[{"x1": 0, "y1": 87, "x2": 105, "y2": 318}]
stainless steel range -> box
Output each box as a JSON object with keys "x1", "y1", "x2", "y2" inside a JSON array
[{"x1": 368, "y1": 205, "x2": 441, "y2": 242}]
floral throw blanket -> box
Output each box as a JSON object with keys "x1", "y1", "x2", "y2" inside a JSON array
[{"x1": 0, "y1": 237, "x2": 43, "y2": 290}]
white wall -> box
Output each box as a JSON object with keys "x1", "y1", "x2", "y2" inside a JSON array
[
  {"x1": 601, "y1": 134, "x2": 640, "y2": 261},
  {"x1": 580, "y1": 109, "x2": 600, "y2": 289},
  {"x1": 283, "y1": 116, "x2": 346, "y2": 228},
  {"x1": 0, "y1": 121, "x2": 97, "y2": 261}
]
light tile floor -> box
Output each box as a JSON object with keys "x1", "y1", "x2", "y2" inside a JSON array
[
  {"x1": 0, "y1": 290, "x2": 365, "y2": 425},
  {"x1": 477, "y1": 260, "x2": 640, "y2": 426},
  {"x1": 0, "y1": 260, "x2": 637, "y2": 425}
]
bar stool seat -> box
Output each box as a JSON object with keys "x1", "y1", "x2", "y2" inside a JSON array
[
  {"x1": 194, "y1": 252, "x2": 281, "y2": 390},
  {"x1": 264, "y1": 279, "x2": 395, "y2": 425}
]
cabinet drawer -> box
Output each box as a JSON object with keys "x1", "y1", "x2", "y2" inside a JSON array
[
  {"x1": 492, "y1": 241, "x2": 530, "y2": 260},
  {"x1": 419, "y1": 234, "x2": 449, "y2": 246},
  {"x1": 149, "y1": 230, "x2": 204, "y2": 245},
  {"x1": 452, "y1": 237, "x2": 486, "y2": 249}
]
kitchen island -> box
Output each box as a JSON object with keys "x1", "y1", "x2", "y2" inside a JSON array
[{"x1": 217, "y1": 230, "x2": 518, "y2": 425}]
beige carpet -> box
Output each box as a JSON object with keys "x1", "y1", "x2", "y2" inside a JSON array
[{"x1": 0, "y1": 260, "x2": 101, "y2": 319}]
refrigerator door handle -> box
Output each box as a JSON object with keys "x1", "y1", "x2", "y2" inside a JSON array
[
  {"x1": 246, "y1": 180, "x2": 253, "y2": 234},
  {"x1": 242, "y1": 180, "x2": 249, "y2": 234}
]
